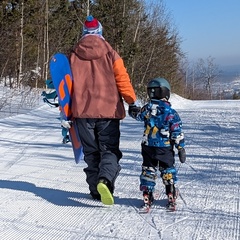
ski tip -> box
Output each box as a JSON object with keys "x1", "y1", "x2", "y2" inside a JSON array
[
  {"x1": 166, "y1": 203, "x2": 177, "y2": 211},
  {"x1": 139, "y1": 204, "x2": 151, "y2": 214}
]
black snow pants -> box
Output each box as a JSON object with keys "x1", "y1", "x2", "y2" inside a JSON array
[{"x1": 75, "y1": 118, "x2": 122, "y2": 196}]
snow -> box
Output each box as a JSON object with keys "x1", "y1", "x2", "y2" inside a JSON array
[{"x1": 0, "y1": 94, "x2": 239, "y2": 240}]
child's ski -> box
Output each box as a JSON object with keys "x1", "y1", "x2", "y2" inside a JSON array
[
  {"x1": 138, "y1": 191, "x2": 159, "y2": 214},
  {"x1": 138, "y1": 190, "x2": 178, "y2": 213}
]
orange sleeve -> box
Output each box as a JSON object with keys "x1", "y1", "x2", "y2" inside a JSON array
[{"x1": 113, "y1": 58, "x2": 136, "y2": 104}]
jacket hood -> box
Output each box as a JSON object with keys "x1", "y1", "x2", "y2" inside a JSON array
[{"x1": 73, "y1": 35, "x2": 109, "y2": 60}]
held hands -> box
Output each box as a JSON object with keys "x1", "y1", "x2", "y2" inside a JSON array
[
  {"x1": 128, "y1": 103, "x2": 141, "y2": 119},
  {"x1": 178, "y1": 147, "x2": 186, "y2": 163},
  {"x1": 61, "y1": 119, "x2": 72, "y2": 129}
]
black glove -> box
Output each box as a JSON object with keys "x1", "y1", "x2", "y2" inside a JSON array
[
  {"x1": 178, "y1": 147, "x2": 186, "y2": 163},
  {"x1": 128, "y1": 103, "x2": 141, "y2": 119}
]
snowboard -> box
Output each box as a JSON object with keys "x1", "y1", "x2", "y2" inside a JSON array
[{"x1": 49, "y1": 53, "x2": 83, "y2": 164}]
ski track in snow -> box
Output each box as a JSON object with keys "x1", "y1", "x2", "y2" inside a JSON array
[{"x1": 0, "y1": 96, "x2": 239, "y2": 240}]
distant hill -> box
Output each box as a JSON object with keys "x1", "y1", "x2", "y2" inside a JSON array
[
  {"x1": 209, "y1": 64, "x2": 240, "y2": 99},
  {"x1": 219, "y1": 64, "x2": 240, "y2": 83}
]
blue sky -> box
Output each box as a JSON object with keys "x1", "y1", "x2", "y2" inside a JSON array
[{"x1": 163, "y1": 0, "x2": 240, "y2": 67}]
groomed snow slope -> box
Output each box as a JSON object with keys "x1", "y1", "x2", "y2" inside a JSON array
[{"x1": 0, "y1": 95, "x2": 239, "y2": 240}]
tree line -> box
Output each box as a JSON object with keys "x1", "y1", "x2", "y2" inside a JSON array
[{"x1": 0, "y1": 0, "x2": 226, "y2": 100}]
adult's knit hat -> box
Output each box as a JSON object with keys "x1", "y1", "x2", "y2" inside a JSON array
[{"x1": 83, "y1": 15, "x2": 103, "y2": 36}]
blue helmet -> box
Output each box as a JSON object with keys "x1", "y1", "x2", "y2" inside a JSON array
[{"x1": 147, "y1": 77, "x2": 171, "y2": 100}]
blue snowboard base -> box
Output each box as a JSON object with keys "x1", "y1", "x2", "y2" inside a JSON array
[{"x1": 50, "y1": 53, "x2": 83, "y2": 163}]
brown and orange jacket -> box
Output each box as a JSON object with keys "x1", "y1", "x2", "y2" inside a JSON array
[{"x1": 70, "y1": 35, "x2": 136, "y2": 119}]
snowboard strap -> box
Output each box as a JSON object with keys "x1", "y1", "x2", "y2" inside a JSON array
[{"x1": 43, "y1": 97, "x2": 59, "y2": 108}]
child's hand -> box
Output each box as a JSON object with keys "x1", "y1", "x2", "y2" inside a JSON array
[{"x1": 178, "y1": 147, "x2": 186, "y2": 163}]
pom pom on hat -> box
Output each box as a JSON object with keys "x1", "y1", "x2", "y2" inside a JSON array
[{"x1": 83, "y1": 15, "x2": 103, "y2": 36}]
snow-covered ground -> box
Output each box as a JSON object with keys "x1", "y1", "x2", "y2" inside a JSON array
[{"x1": 0, "y1": 94, "x2": 239, "y2": 240}]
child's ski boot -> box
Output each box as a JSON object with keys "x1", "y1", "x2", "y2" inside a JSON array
[
  {"x1": 139, "y1": 191, "x2": 154, "y2": 213},
  {"x1": 166, "y1": 187, "x2": 179, "y2": 211},
  {"x1": 160, "y1": 167, "x2": 178, "y2": 211}
]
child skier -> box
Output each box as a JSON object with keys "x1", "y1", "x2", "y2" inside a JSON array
[{"x1": 129, "y1": 77, "x2": 186, "y2": 211}]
